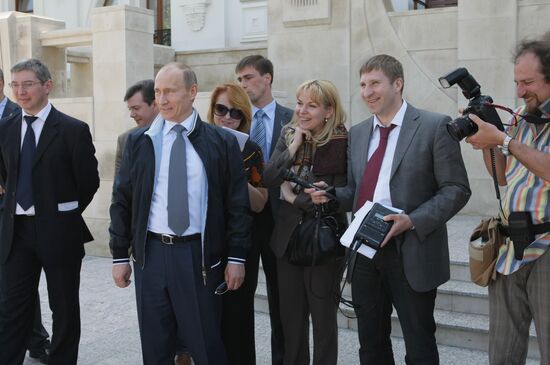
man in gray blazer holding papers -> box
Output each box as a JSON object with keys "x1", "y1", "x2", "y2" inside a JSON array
[{"x1": 309, "y1": 54, "x2": 470, "y2": 364}]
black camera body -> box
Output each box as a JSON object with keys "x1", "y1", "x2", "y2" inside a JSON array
[
  {"x1": 355, "y1": 203, "x2": 395, "y2": 250},
  {"x1": 439, "y1": 68, "x2": 504, "y2": 141}
]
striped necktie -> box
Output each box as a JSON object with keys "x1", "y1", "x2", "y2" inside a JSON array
[{"x1": 252, "y1": 109, "x2": 267, "y2": 160}]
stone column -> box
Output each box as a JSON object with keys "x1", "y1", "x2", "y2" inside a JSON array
[
  {"x1": 88, "y1": 5, "x2": 154, "y2": 256},
  {"x1": 91, "y1": 4, "x2": 154, "y2": 141},
  {"x1": 0, "y1": 12, "x2": 65, "y2": 98}
]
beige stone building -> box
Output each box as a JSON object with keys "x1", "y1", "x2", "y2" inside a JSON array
[{"x1": 0, "y1": 0, "x2": 549, "y2": 256}]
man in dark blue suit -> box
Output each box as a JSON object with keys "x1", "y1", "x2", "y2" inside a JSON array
[
  {"x1": 0, "y1": 59, "x2": 100, "y2": 365},
  {"x1": 110, "y1": 62, "x2": 251, "y2": 365},
  {"x1": 0, "y1": 68, "x2": 51, "y2": 364},
  {"x1": 231, "y1": 55, "x2": 293, "y2": 365}
]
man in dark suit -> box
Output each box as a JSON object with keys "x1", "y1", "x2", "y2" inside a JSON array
[
  {"x1": 0, "y1": 59, "x2": 99, "y2": 365},
  {"x1": 114, "y1": 79, "x2": 158, "y2": 176},
  {"x1": 0, "y1": 68, "x2": 51, "y2": 364},
  {"x1": 0, "y1": 70, "x2": 20, "y2": 120},
  {"x1": 235, "y1": 55, "x2": 293, "y2": 365},
  {"x1": 310, "y1": 54, "x2": 471, "y2": 364},
  {"x1": 110, "y1": 62, "x2": 250, "y2": 364}
]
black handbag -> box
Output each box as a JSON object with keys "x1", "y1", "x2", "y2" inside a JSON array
[{"x1": 287, "y1": 206, "x2": 346, "y2": 266}]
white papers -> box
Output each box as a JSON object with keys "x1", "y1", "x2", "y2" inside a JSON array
[
  {"x1": 340, "y1": 201, "x2": 403, "y2": 259},
  {"x1": 222, "y1": 127, "x2": 249, "y2": 152}
]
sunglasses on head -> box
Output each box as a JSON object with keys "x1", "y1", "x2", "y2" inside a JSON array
[{"x1": 214, "y1": 104, "x2": 244, "y2": 120}]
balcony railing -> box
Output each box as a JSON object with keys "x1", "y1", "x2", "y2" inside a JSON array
[
  {"x1": 413, "y1": 0, "x2": 458, "y2": 9},
  {"x1": 154, "y1": 28, "x2": 171, "y2": 47}
]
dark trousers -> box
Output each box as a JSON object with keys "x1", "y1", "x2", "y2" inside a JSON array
[
  {"x1": 0, "y1": 216, "x2": 82, "y2": 365},
  {"x1": 221, "y1": 205, "x2": 283, "y2": 365},
  {"x1": 28, "y1": 292, "x2": 50, "y2": 351},
  {"x1": 258, "y1": 205, "x2": 285, "y2": 365},
  {"x1": 277, "y1": 258, "x2": 340, "y2": 365},
  {"x1": 351, "y1": 242, "x2": 439, "y2": 365},
  {"x1": 134, "y1": 237, "x2": 226, "y2": 365},
  {"x1": 221, "y1": 239, "x2": 259, "y2": 365}
]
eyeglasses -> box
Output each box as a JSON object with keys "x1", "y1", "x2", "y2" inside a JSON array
[
  {"x1": 8, "y1": 81, "x2": 43, "y2": 91},
  {"x1": 214, "y1": 104, "x2": 244, "y2": 120},
  {"x1": 214, "y1": 282, "x2": 228, "y2": 295}
]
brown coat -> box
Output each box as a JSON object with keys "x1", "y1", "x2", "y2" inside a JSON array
[{"x1": 263, "y1": 131, "x2": 347, "y2": 258}]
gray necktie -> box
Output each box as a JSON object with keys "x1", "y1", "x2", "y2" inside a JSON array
[
  {"x1": 251, "y1": 109, "x2": 267, "y2": 160},
  {"x1": 167, "y1": 124, "x2": 190, "y2": 236}
]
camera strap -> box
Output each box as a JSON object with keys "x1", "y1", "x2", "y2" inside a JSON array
[{"x1": 489, "y1": 148, "x2": 501, "y2": 202}]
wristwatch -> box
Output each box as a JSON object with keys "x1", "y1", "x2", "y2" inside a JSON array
[{"x1": 498, "y1": 134, "x2": 513, "y2": 156}]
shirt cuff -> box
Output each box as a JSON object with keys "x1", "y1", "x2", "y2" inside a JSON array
[
  {"x1": 228, "y1": 256, "x2": 245, "y2": 265},
  {"x1": 113, "y1": 258, "x2": 130, "y2": 265}
]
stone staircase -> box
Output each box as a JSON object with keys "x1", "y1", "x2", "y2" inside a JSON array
[{"x1": 254, "y1": 215, "x2": 540, "y2": 361}]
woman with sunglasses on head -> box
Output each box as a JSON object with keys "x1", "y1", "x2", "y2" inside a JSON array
[
  {"x1": 207, "y1": 83, "x2": 267, "y2": 365},
  {"x1": 263, "y1": 79, "x2": 348, "y2": 365}
]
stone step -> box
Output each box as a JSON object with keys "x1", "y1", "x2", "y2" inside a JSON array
[
  {"x1": 437, "y1": 279, "x2": 488, "y2": 315},
  {"x1": 254, "y1": 311, "x2": 539, "y2": 365},
  {"x1": 450, "y1": 260, "x2": 471, "y2": 282},
  {"x1": 254, "y1": 281, "x2": 540, "y2": 360},
  {"x1": 259, "y1": 264, "x2": 489, "y2": 315}
]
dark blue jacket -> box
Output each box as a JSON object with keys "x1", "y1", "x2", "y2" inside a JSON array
[{"x1": 109, "y1": 113, "x2": 251, "y2": 277}]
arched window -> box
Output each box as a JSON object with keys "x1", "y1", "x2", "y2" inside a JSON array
[
  {"x1": 148, "y1": 0, "x2": 171, "y2": 46},
  {"x1": 16, "y1": 0, "x2": 33, "y2": 13}
]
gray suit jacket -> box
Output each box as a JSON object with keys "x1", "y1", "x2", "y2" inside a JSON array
[
  {"x1": 266, "y1": 103, "x2": 293, "y2": 214},
  {"x1": 337, "y1": 104, "x2": 471, "y2": 292},
  {"x1": 114, "y1": 126, "x2": 139, "y2": 178}
]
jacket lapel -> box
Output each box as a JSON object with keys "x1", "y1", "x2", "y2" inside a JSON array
[
  {"x1": 357, "y1": 117, "x2": 374, "y2": 183},
  {"x1": 271, "y1": 104, "x2": 284, "y2": 159},
  {"x1": 6, "y1": 114, "x2": 22, "y2": 168},
  {"x1": 390, "y1": 105, "x2": 420, "y2": 180},
  {"x1": 33, "y1": 107, "x2": 59, "y2": 167}
]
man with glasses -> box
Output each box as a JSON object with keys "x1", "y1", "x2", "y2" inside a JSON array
[
  {"x1": 0, "y1": 58, "x2": 99, "y2": 364},
  {"x1": 465, "y1": 33, "x2": 550, "y2": 364},
  {"x1": 110, "y1": 62, "x2": 250, "y2": 364},
  {"x1": 0, "y1": 68, "x2": 51, "y2": 364}
]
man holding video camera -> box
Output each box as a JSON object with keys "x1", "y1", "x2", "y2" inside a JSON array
[{"x1": 465, "y1": 34, "x2": 550, "y2": 364}]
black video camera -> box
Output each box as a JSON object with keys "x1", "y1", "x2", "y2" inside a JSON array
[{"x1": 439, "y1": 68, "x2": 504, "y2": 141}]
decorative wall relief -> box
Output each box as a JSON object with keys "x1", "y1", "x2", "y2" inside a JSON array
[
  {"x1": 283, "y1": 0, "x2": 331, "y2": 26},
  {"x1": 181, "y1": 0, "x2": 211, "y2": 32},
  {"x1": 241, "y1": 2, "x2": 267, "y2": 42}
]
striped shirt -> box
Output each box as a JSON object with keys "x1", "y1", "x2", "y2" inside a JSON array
[{"x1": 496, "y1": 106, "x2": 550, "y2": 275}]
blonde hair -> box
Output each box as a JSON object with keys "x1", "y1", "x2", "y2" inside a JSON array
[
  {"x1": 285, "y1": 79, "x2": 346, "y2": 147},
  {"x1": 207, "y1": 83, "x2": 252, "y2": 133}
]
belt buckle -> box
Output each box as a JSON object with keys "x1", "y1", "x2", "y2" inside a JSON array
[{"x1": 161, "y1": 234, "x2": 175, "y2": 244}]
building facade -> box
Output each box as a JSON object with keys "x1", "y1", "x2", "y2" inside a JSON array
[{"x1": 0, "y1": 0, "x2": 548, "y2": 255}]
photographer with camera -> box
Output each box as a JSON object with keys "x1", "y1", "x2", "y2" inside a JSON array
[{"x1": 464, "y1": 34, "x2": 550, "y2": 364}]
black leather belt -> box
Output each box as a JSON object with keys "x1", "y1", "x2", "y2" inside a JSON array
[{"x1": 147, "y1": 231, "x2": 201, "y2": 244}]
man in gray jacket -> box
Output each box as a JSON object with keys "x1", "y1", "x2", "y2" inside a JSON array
[{"x1": 310, "y1": 54, "x2": 471, "y2": 364}]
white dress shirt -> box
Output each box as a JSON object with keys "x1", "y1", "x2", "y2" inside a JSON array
[
  {"x1": 147, "y1": 111, "x2": 205, "y2": 236},
  {"x1": 368, "y1": 100, "x2": 408, "y2": 207},
  {"x1": 16, "y1": 102, "x2": 52, "y2": 215}
]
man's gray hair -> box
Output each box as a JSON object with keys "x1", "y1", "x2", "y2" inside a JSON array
[
  {"x1": 11, "y1": 58, "x2": 52, "y2": 83},
  {"x1": 160, "y1": 62, "x2": 197, "y2": 89}
]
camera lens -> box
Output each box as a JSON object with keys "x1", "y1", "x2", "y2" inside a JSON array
[{"x1": 446, "y1": 115, "x2": 478, "y2": 141}]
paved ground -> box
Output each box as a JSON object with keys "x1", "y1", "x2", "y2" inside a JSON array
[{"x1": 24, "y1": 255, "x2": 509, "y2": 365}]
